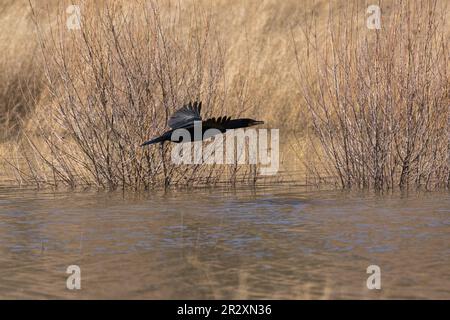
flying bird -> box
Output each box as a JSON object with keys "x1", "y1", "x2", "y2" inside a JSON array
[{"x1": 141, "y1": 101, "x2": 264, "y2": 146}]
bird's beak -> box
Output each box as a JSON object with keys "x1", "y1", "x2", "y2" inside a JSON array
[{"x1": 252, "y1": 120, "x2": 264, "y2": 126}]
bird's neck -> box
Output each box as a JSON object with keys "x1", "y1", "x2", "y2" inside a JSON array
[{"x1": 225, "y1": 119, "x2": 249, "y2": 129}]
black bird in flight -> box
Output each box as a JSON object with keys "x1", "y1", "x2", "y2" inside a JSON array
[{"x1": 141, "y1": 101, "x2": 264, "y2": 146}]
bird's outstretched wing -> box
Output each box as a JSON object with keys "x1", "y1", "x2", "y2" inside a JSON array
[{"x1": 168, "y1": 101, "x2": 202, "y2": 129}]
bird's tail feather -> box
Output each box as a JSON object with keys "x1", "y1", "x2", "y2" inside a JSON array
[{"x1": 141, "y1": 136, "x2": 165, "y2": 146}]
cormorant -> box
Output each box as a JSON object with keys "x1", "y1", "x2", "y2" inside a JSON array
[{"x1": 141, "y1": 101, "x2": 264, "y2": 146}]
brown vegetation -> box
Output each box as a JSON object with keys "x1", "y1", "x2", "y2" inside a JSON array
[
  {"x1": 0, "y1": 0, "x2": 448, "y2": 190},
  {"x1": 294, "y1": 0, "x2": 449, "y2": 190}
]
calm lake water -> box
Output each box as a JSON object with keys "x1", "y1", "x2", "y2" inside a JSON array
[{"x1": 0, "y1": 185, "x2": 448, "y2": 299}]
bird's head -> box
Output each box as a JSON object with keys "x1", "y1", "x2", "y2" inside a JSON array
[{"x1": 243, "y1": 118, "x2": 264, "y2": 127}]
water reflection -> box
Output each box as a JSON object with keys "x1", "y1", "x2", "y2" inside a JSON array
[{"x1": 0, "y1": 186, "x2": 449, "y2": 299}]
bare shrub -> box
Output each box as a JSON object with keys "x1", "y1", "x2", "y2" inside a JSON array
[
  {"x1": 3, "y1": 0, "x2": 256, "y2": 189},
  {"x1": 294, "y1": 0, "x2": 449, "y2": 190}
]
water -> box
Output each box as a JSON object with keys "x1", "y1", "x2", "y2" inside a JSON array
[{"x1": 0, "y1": 185, "x2": 448, "y2": 299}]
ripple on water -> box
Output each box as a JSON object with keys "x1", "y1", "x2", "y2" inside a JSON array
[{"x1": 0, "y1": 187, "x2": 449, "y2": 299}]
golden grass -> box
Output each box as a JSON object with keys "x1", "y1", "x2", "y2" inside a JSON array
[
  {"x1": 0, "y1": 1, "x2": 41, "y2": 140},
  {"x1": 0, "y1": 0, "x2": 448, "y2": 190}
]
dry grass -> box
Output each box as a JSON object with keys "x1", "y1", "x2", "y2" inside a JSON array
[
  {"x1": 0, "y1": 0, "x2": 43, "y2": 141},
  {"x1": 0, "y1": 0, "x2": 448, "y2": 190}
]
